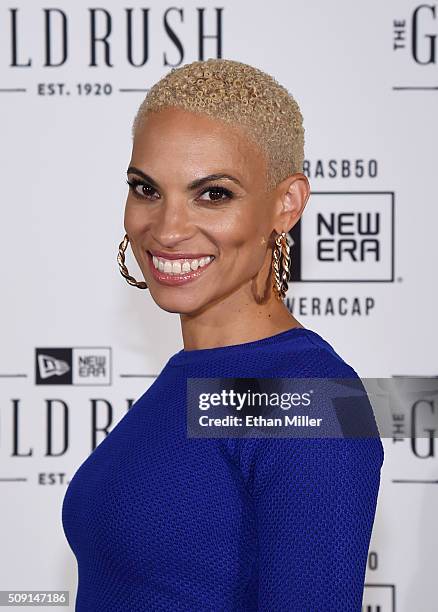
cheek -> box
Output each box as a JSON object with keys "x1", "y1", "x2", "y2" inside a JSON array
[
  {"x1": 123, "y1": 200, "x2": 146, "y2": 237},
  {"x1": 214, "y1": 221, "x2": 267, "y2": 275},
  {"x1": 122, "y1": 203, "x2": 150, "y2": 269}
]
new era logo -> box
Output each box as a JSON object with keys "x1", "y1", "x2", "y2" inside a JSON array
[
  {"x1": 35, "y1": 347, "x2": 112, "y2": 385},
  {"x1": 38, "y1": 353, "x2": 70, "y2": 379},
  {"x1": 290, "y1": 192, "x2": 395, "y2": 282}
]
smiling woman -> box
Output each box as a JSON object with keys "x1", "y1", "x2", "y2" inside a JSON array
[
  {"x1": 120, "y1": 78, "x2": 309, "y2": 319},
  {"x1": 62, "y1": 58, "x2": 384, "y2": 612}
]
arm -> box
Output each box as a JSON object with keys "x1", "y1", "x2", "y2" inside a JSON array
[{"x1": 246, "y1": 436, "x2": 383, "y2": 611}]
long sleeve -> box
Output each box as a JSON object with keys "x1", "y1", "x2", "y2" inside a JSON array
[{"x1": 240, "y1": 435, "x2": 384, "y2": 611}]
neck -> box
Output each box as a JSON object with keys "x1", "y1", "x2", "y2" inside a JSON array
[{"x1": 179, "y1": 291, "x2": 301, "y2": 351}]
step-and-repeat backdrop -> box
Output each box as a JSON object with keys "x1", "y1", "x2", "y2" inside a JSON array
[{"x1": 1, "y1": 1, "x2": 437, "y2": 610}]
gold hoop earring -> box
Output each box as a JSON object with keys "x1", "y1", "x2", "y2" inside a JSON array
[
  {"x1": 272, "y1": 231, "x2": 291, "y2": 300},
  {"x1": 117, "y1": 233, "x2": 148, "y2": 289}
]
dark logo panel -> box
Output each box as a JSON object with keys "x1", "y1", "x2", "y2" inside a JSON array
[
  {"x1": 35, "y1": 347, "x2": 111, "y2": 385},
  {"x1": 35, "y1": 348, "x2": 72, "y2": 385}
]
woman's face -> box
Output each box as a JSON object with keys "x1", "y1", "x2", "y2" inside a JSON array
[{"x1": 124, "y1": 106, "x2": 286, "y2": 314}]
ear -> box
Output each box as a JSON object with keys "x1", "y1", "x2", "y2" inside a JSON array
[{"x1": 272, "y1": 173, "x2": 310, "y2": 234}]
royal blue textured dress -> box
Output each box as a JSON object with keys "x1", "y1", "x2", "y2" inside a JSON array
[{"x1": 61, "y1": 327, "x2": 384, "y2": 611}]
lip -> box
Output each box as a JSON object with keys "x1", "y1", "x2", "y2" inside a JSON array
[
  {"x1": 148, "y1": 249, "x2": 214, "y2": 260},
  {"x1": 146, "y1": 251, "x2": 215, "y2": 286}
]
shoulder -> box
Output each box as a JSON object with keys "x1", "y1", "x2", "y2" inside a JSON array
[
  {"x1": 270, "y1": 327, "x2": 359, "y2": 379},
  {"x1": 220, "y1": 328, "x2": 385, "y2": 481}
]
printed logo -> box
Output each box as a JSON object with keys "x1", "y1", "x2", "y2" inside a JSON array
[
  {"x1": 1, "y1": 6, "x2": 224, "y2": 97},
  {"x1": 35, "y1": 347, "x2": 112, "y2": 385},
  {"x1": 390, "y1": 375, "x2": 438, "y2": 459},
  {"x1": 393, "y1": 5, "x2": 437, "y2": 65},
  {"x1": 289, "y1": 191, "x2": 395, "y2": 282},
  {"x1": 2, "y1": 7, "x2": 224, "y2": 69},
  {"x1": 393, "y1": 4, "x2": 438, "y2": 91},
  {"x1": 363, "y1": 584, "x2": 396, "y2": 612},
  {"x1": 38, "y1": 352, "x2": 70, "y2": 379}
]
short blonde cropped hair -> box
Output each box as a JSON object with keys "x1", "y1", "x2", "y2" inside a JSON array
[{"x1": 132, "y1": 58, "x2": 304, "y2": 192}]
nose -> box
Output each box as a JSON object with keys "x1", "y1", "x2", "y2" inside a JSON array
[{"x1": 150, "y1": 197, "x2": 194, "y2": 248}]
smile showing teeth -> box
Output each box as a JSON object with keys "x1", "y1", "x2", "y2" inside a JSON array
[{"x1": 151, "y1": 254, "x2": 215, "y2": 275}]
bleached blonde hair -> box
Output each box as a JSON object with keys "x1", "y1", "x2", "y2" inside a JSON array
[{"x1": 132, "y1": 58, "x2": 304, "y2": 192}]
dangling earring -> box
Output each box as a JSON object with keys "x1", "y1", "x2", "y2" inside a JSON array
[
  {"x1": 117, "y1": 233, "x2": 148, "y2": 289},
  {"x1": 271, "y1": 231, "x2": 291, "y2": 300}
]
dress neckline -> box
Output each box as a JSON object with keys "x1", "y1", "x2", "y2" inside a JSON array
[{"x1": 167, "y1": 326, "x2": 310, "y2": 367}]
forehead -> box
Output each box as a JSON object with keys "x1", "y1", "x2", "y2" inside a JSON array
[{"x1": 131, "y1": 106, "x2": 267, "y2": 185}]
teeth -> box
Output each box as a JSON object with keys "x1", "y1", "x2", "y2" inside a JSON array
[{"x1": 151, "y1": 254, "x2": 214, "y2": 275}]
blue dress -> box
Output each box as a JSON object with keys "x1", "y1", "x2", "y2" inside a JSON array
[{"x1": 62, "y1": 327, "x2": 384, "y2": 611}]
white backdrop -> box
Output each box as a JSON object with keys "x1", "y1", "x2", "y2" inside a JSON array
[{"x1": 1, "y1": 1, "x2": 437, "y2": 610}]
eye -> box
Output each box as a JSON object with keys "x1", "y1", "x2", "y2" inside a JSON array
[
  {"x1": 126, "y1": 178, "x2": 159, "y2": 200},
  {"x1": 198, "y1": 185, "x2": 233, "y2": 203}
]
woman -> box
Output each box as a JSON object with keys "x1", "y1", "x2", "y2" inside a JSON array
[{"x1": 62, "y1": 58, "x2": 384, "y2": 611}]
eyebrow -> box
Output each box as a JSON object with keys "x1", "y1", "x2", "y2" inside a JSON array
[{"x1": 127, "y1": 165, "x2": 244, "y2": 191}]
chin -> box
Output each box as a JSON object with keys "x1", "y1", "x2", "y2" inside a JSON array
[{"x1": 148, "y1": 290, "x2": 210, "y2": 316}]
